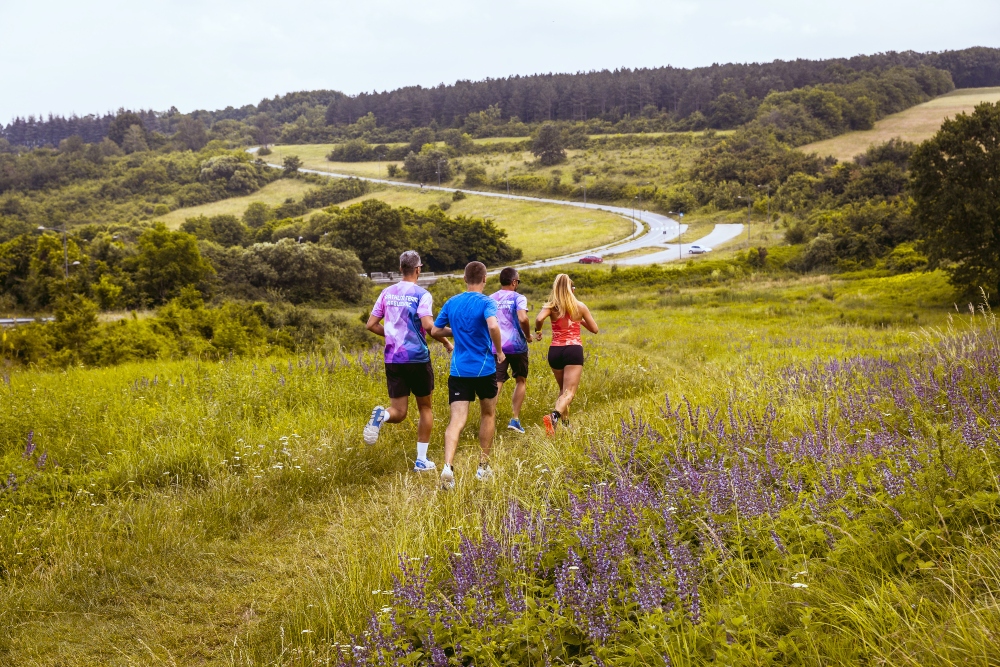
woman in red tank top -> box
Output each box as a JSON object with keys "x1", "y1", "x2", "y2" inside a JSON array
[{"x1": 534, "y1": 274, "x2": 599, "y2": 435}]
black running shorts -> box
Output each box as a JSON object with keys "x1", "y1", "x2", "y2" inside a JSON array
[
  {"x1": 448, "y1": 375, "x2": 499, "y2": 404},
  {"x1": 547, "y1": 345, "x2": 584, "y2": 370},
  {"x1": 385, "y1": 362, "x2": 435, "y2": 398},
  {"x1": 495, "y1": 353, "x2": 529, "y2": 383}
]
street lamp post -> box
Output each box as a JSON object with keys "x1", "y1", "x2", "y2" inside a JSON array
[
  {"x1": 669, "y1": 211, "x2": 685, "y2": 260},
  {"x1": 436, "y1": 159, "x2": 446, "y2": 187},
  {"x1": 506, "y1": 165, "x2": 510, "y2": 198},
  {"x1": 758, "y1": 184, "x2": 772, "y2": 232},
  {"x1": 636, "y1": 182, "x2": 652, "y2": 228},
  {"x1": 582, "y1": 172, "x2": 593, "y2": 205},
  {"x1": 377, "y1": 153, "x2": 385, "y2": 179},
  {"x1": 631, "y1": 195, "x2": 640, "y2": 240}
]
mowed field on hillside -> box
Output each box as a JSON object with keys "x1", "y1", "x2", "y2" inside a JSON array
[
  {"x1": 261, "y1": 135, "x2": 710, "y2": 203},
  {"x1": 330, "y1": 187, "x2": 633, "y2": 262},
  {"x1": 155, "y1": 179, "x2": 313, "y2": 228},
  {"x1": 801, "y1": 87, "x2": 1000, "y2": 161},
  {"x1": 155, "y1": 178, "x2": 633, "y2": 263}
]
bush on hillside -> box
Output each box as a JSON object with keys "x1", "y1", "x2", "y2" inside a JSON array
[{"x1": 0, "y1": 288, "x2": 376, "y2": 368}]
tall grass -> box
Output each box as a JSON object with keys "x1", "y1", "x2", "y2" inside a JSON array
[{"x1": 2, "y1": 271, "x2": 994, "y2": 665}]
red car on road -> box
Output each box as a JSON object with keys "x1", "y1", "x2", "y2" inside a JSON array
[{"x1": 579, "y1": 255, "x2": 603, "y2": 264}]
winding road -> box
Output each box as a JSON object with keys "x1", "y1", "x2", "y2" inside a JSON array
[{"x1": 253, "y1": 151, "x2": 744, "y2": 268}]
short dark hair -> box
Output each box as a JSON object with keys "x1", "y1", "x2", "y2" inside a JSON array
[
  {"x1": 464, "y1": 261, "x2": 487, "y2": 285},
  {"x1": 499, "y1": 267, "x2": 519, "y2": 286}
]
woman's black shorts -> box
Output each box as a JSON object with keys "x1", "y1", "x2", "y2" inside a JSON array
[{"x1": 547, "y1": 345, "x2": 584, "y2": 370}]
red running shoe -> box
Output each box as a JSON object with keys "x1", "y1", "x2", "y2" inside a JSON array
[{"x1": 543, "y1": 413, "x2": 557, "y2": 436}]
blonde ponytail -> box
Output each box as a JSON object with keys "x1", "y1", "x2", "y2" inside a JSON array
[{"x1": 545, "y1": 273, "x2": 581, "y2": 321}]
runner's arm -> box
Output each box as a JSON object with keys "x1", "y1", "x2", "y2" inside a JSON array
[
  {"x1": 487, "y1": 316, "x2": 506, "y2": 364},
  {"x1": 517, "y1": 308, "x2": 531, "y2": 342},
  {"x1": 430, "y1": 323, "x2": 452, "y2": 338},
  {"x1": 422, "y1": 315, "x2": 453, "y2": 351},
  {"x1": 534, "y1": 306, "x2": 551, "y2": 341},
  {"x1": 365, "y1": 315, "x2": 385, "y2": 337},
  {"x1": 579, "y1": 303, "x2": 599, "y2": 334}
]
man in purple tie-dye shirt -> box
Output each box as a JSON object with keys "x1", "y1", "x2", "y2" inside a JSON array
[
  {"x1": 363, "y1": 251, "x2": 452, "y2": 472},
  {"x1": 490, "y1": 267, "x2": 532, "y2": 434}
]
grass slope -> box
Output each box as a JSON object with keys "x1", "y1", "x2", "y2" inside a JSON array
[
  {"x1": 261, "y1": 133, "x2": 711, "y2": 201},
  {"x1": 330, "y1": 188, "x2": 632, "y2": 263},
  {"x1": 155, "y1": 179, "x2": 314, "y2": 229},
  {"x1": 5, "y1": 269, "x2": 993, "y2": 666},
  {"x1": 801, "y1": 87, "x2": 1000, "y2": 162},
  {"x1": 153, "y1": 172, "x2": 633, "y2": 263},
  {"x1": 261, "y1": 145, "x2": 400, "y2": 180}
]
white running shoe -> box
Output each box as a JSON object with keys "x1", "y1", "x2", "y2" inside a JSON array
[
  {"x1": 363, "y1": 406, "x2": 387, "y2": 445},
  {"x1": 413, "y1": 458, "x2": 437, "y2": 472},
  {"x1": 475, "y1": 464, "x2": 493, "y2": 481},
  {"x1": 440, "y1": 464, "x2": 455, "y2": 490}
]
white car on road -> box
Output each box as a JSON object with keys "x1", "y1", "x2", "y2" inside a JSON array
[{"x1": 688, "y1": 245, "x2": 712, "y2": 254}]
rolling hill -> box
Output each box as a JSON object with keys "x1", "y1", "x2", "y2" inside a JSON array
[{"x1": 800, "y1": 87, "x2": 1000, "y2": 161}]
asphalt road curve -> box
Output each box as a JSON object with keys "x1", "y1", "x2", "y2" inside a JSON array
[{"x1": 252, "y1": 151, "x2": 743, "y2": 267}]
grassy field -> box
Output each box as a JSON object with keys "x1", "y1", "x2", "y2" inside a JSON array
[
  {"x1": 801, "y1": 87, "x2": 1000, "y2": 161},
  {"x1": 261, "y1": 134, "x2": 709, "y2": 200},
  {"x1": 6, "y1": 267, "x2": 1000, "y2": 665},
  {"x1": 260, "y1": 145, "x2": 402, "y2": 180},
  {"x1": 331, "y1": 187, "x2": 632, "y2": 262},
  {"x1": 155, "y1": 179, "x2": 314, "y2": 229},
  {"x1": 152, "y1": 175, "x2": 632, "y2": 263}
]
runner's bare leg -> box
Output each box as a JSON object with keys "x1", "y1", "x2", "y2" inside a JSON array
[
  {"x1": 555, "y1": 365, "x2": 583, "y2": 419},
  {"x1": 479, "y1": 396, "x2": 497, "y2": 462},
  {"x1": 444, "y1": 401, "x2": 470, "y2": 466},
  {"x1": 386, "y1": 396, "x2": 410, "y2": 423},
  {"x1": 415, "y1": 394, "x2": 433, "y2": 443},
  {"x1": 511, "y1": 377, "x2": 527, "y2": 419}
]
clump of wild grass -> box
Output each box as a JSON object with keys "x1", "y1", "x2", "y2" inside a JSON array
[{"x1": 318, "y1": 310, "x2": 1000, "y2": 666}]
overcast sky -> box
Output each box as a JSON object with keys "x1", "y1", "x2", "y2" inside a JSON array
[{"x1": 2, "y1": 0, "x2": 998, "y2": 123}]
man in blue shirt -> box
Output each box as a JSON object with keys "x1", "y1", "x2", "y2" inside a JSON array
[{"x1": 431, "y1": 261, "x2": 505, "y2": 490}]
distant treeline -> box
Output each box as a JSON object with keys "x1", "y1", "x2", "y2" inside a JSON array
[
  {"x1": 324, "y1": 49, "x2": 994, "y2": 129},
  {"x1": 3, "y1": 47, "x2": 999, "y2": 148}
]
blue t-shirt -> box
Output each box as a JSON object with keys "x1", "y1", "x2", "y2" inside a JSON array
[{"x1": 434, "y1": 291, "x2": 498, "y2": 378}]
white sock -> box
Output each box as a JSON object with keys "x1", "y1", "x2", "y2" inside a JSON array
[{"x1": 416, "y1": 442, "x2": 429, "y2": 461}]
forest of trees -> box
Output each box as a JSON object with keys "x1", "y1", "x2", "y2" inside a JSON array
[
  {"x1": 323, "y1": 50, "x2": 990, "y2": 129},
  {"x1": 4, "y1": 47, "x2": 999, "y2": 149}
]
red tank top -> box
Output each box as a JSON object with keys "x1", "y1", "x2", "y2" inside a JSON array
[{"x1": 551, "y1": 314, "x2": 582, "y2": 346}]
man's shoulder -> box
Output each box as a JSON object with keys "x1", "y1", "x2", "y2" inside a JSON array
[
  {"x1": 400, "y1": 282, "x2": 428, "y2": 296},
  {"x1": 452, "y1": 291, "x2": 485, "y2": 304},
  {"x1": 386, "y1": 282, "x2": 426, "y2": 298},
  {"x1": 490, "y1": 289, "x2": 521, "y2": 302},
  {"x1": 379, "y1": 282, "x2": 402, "y2": 298}
]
